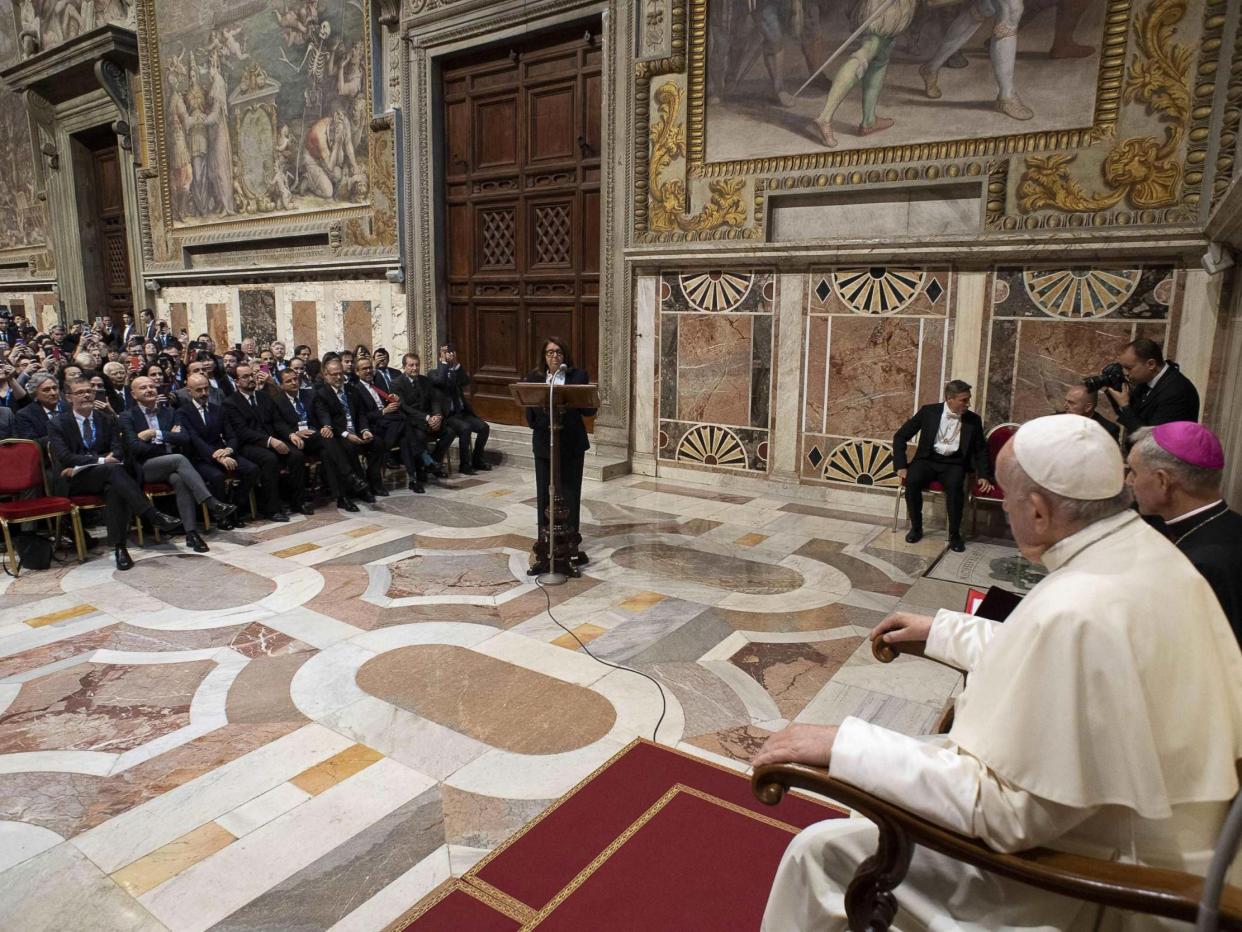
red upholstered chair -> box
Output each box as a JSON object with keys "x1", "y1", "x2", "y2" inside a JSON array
[
  {"x1": 0, "y1": 439, "x2": 83, "y2": 574},
  {"x1": 892, "y1": 473, "x2": 948, "y2": 532},
  {"x1": 971, "y1": 423, "x2": 1019, "y2": 534}
]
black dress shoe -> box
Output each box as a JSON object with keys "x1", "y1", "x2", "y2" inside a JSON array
[
  {"x1": 432, "y1": 463, "x2": 448, "y2": 479},
  {"x1": 472, "y1": 461, "x2": 493, "y2": 472},
  {"x1": 230, "y1": 515, "x2": 249, "y2": 529},
  {"x1": 459, "y1": 466, "x2": 477, "y2": 476},
  {"x1": 271, "y1": 511, "x2": 292, "y2": 523},
  {"x1": 526, "y1": 563, "x2": 549, "y2": 577},
  {"x1": 949, "y1": 534, "x2": 966, "y2": 553},
  {"x1": 571, "y1": 551, "x2": 589, "y2": 567},
  {"x1": 356, "y1": 489, "x2": 376, "y2": 504},
  {"x1": 371, "y1": 485, "x2": 390, "y2": 497},
  {"x1": 905, "y1": 528, "x2": 923, "y2": 544},
  {"x1": 299, "y1": 503, "x2": 315, "y2": 516},
  {"x1": 149, "y1": 510, "x2": 182, "y2": 534},
  {"x1": 186, "y1": 531, "x2": 210, "y2": 553},
  {"x1": 409, "y1": 480, "x2": 425, "y2": 494},
  {"x1": 206, "y1": 499, "x2": 237, "y2": 524},
  {"x1": 337, "y1": 496, "x2": 360, "y2": 513},
  {"x1": 114, "y1": 545, "x2": 134, "y2": 571}
]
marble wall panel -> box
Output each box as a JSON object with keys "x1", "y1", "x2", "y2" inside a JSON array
[
  {"x1": 659, "y1": 312, "x2": 678, "y2": 424},
  {"x1": 206, "y1": 303, "x2": 229, "y2": 352},
  {"x1": 292, "y1": 301, "x2": 319, "y2": 358},
  {"x1": 752, "y1": 314, "x2": 773, "y2": 427},
  {"x1": 803, "y1": 316, "x2": 829, "y2": 434},
  {"x1": 239, "y1": 289, "x2": 277, "y2": 349},
  {"x1": 169, "y1": 303, "x2": 188, "y2": 340},
  {"x1": 824, "y1": 317, "x2": 922, "y2": 440},
  {"x1": 342, "y1": 301, "x2": 373, "y2": 354},
  {"x1": 1010, "y1": 320, "x2": 1140, "y2": 422},
  {"x1": 675, "y1": 315, "x2": 752, "y2": 425}
]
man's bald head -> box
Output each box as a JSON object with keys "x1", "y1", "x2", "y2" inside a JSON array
[
  {"x1": 187, "y1": 372, "x2": 211, "y2": 404},
  {"x1": 132, "y1": 376, "x2": 157, "y2": 405}
]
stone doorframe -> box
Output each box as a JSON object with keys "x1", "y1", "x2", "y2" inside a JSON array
[{"x1": 402, "y1": 0, "x2": 633, "y2": 455}]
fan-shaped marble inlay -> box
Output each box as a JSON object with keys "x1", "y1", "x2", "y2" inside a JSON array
[
  {"x1": 117, "y1": 555, "x2": 277, "y2": 609},
  {"x1": 356, "y1": 645, "x2": 616, "y2": 755},
  {"x1": 1022, "y1": 269, "x2": 1142, "y2": 318},
  {"x1": 678, "y1": 271, "x2": 754, "y2": 312},
  {"x1": 611, "y1": 543, "x2": 802, "y2": 595},
  {"x1": 675, "y1": 424, "x2": 748, "y2": 468},
  {"x1": 822, "y1": 440, "x2": 899, "y2": 487},
  {"x1": 831, "y1": 268, "x2": 927, "y2": 315}
]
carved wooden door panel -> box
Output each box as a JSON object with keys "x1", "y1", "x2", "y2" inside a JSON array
[
  {"x1": 92, "y1": 147, "x2": 134, "y2": 319},
  {"x1": 442, "y1": 25, "x2": 602, "y2": 425}
]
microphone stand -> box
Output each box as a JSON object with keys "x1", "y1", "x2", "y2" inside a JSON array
[{"x1": 539, "y1": 363, "x2": 569, "y2": 585}]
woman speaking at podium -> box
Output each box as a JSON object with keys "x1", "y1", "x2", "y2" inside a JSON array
[{"x1": 523, "y1": 336, "x2": 596, "y2": 575}]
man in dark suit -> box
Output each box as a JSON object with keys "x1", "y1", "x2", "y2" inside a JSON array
[
  {"x1": 1105, "y1": 338, "x2": 1200, "y2": 432},
  {"x1": 350, "y1": 355, "x2": 409, "y2": 496},
  {"x1": 49, "y1": 378, "x2": 180, "y2": 570},
  {"x1": 0, "y1": 405, "x2": 15, "y2": 440},
  {"x1": 16, "y1": 373, "x2": 68, "y2": 442},
  {"x1": 1063, "y1": 382, "x2": 1120, "y2": 442},
  {"x1": 430, "y1": 343, "x2": 490, "y2": 475},
  {"x1": 271, "y1": 367, "x2": 366, "y2": 511},
  {"x1": 174, "y1": 372, "x2": 259, "y2": 525},
  {"x1": 893, "y1": 379, "x2": 995, "y2": 553},
  {"x1": 223, "y1": 363, "x2": 297, "y2": 520},
  {"x1": 372, "y1": 348, "x2": 401, "y2": 393},
  {"x1": 313, "y1": 358, "x2": 378, "y2": 504},
  {"x1": 121, "y1": 375, "x2": 236, "y2": 551},
  {"x1": 172, "y1": 359, "x2": 225, "y2": 409},
  {"x1": 392, "y1": 353, "x2": 455, "y2": 493}
]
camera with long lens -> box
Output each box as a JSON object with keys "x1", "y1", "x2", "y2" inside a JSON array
[{"x1": 1084, "y1": 362, "x2": 1125, "y2": 393}]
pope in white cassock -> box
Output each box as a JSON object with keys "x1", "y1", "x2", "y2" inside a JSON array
[{"x1": 755, "y1": 414, "x2": 1242, "y2": 930}]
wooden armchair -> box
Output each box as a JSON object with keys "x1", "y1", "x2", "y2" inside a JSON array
[{"x1": 751, "y1": 638, "x2": 1242, "y2": 930}]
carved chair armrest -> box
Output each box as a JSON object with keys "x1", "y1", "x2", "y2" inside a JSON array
[{"x1": 752, "y1": 763, "x2": 1242, "y2": 931}]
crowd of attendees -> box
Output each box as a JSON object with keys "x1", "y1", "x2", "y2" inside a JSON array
[{"x1": 0, "y1": 306, "x2": 491, "y2": 568}]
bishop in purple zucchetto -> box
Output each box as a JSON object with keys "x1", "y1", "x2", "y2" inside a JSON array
[
  {"x1": 1128, "y1": 421, "x2": 1241, "y2": 645},
  {"x1": 1150, "y1": 421, "x2": 1225, "y2": 470}
]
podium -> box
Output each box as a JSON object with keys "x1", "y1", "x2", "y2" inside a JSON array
[{"x1": 509, "y1": 380, "x2": 599, "y2": 584}]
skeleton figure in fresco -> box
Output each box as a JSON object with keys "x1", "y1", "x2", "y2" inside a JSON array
[
  {"x1": 920, "y1": 0, "x2": 1034, "y2": 120},
  {"x1": 811, "y1": 0, "x2": 919, "y2": 148}
]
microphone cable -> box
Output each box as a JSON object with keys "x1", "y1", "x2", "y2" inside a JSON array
[{"x1": 533, "y1": 575, "x2": 669, "y2": 744}]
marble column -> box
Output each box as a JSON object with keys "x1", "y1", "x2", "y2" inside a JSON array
[
  {"x1": 1211, "y1": 269, "x2": 1242, "y2": 505},
  {"x1": 1176, "y1": 267, "x2": 1224, "y2": 405},
  {"x1": 632, "y1": 273, "x2": 658, "y2": 476},
  {"x1": 950, "y1": 271, "x2": 987, "y2": 388},
  {"x1": 770, "y1": 272, "x2": 805, "y2": 480}
]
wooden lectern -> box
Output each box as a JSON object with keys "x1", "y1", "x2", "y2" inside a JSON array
[{"x1": 509, "y1": 380, "x2": 599, "y2": 584}]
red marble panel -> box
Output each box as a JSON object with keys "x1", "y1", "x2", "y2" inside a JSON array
[
  {"x1": 825, "y1": 316, "x2": 921, "y2": 439},
  {"x1": 1011, "y1": 319, "x2": 1144, "y2": 423},
  {"x1": 804, "y1": 315, "x2": 828, "y2": 434},
  {"x1": 676, "y1": 314, "x2": 752, "y2": 426},
  {"x1": 292, "y1": 301, "x2": 319, "y2": 358},
  {"x1": 918, "y1": 318, "x2": 948, "y2": 408},
  {"x1": 342, "y1": 300, "x2": 373, "y2": 354},
  {"x1": 168, "y1": 302, "x2": 189, "y2": 339},
  {"x1": 206, "y1": 303, "x2": 229, "y2": 351}
]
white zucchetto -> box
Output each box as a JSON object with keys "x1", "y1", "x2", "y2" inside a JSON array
[{"x1": 1011, "y1": 414, "x2": 1124, "y2": 500}]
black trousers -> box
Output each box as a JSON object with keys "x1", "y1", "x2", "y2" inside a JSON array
[
  {"x1": 300, "y1": 433, "x2": 353, "y2": 498},
  {"x1": 905, "y1": 455, "x2": 968, "y2": 535},
  {"x1": 445, "y1": 414, "x2": 489, "y2": 467},
  {"x1": 66, "y1": 463, "x2": 150, "y2": 546},
  {"x1": 236, "y1": 444, "x2": 287, "y2": 515},
  {"x1": 332, "y1": 435, "x2": 382, "y2": 489},
  {"x1": 535, "y1": 451, "x2": 585, "y2": 545},
  {"x1": 195, "y1": 456, "x2": 259, "y2": 510}
]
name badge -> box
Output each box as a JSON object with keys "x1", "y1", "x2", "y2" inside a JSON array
[{"x1": 297, "y1": 419, "x2": 308, "y2": 431}]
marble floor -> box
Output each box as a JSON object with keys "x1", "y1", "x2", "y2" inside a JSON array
[{"x1": 0, "y1": 464, "x2": 975, "y2": 931}]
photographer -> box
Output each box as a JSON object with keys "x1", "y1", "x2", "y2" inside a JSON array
[{"x1": 1098, "y1": 338, "x2": 1199, "y2": 432}]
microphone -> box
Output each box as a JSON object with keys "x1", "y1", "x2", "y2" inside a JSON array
[{"x1": 556, "y1": 363, "x2": 567, "y2": 373}]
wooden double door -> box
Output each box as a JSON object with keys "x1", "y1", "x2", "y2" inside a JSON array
[{"x1": 442, "y1": 24, "x2": 602, "y2": 424}]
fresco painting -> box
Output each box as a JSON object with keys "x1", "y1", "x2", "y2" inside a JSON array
[
  {"x1": 704, "y1": 0, "x2": 1110, "y2": 163},
  {"x1": 154, "y1": 0, "x2": 370, "y2": 228},
  {"x1": 12, "y1": 0, "x2": 131, "y2": 57}
]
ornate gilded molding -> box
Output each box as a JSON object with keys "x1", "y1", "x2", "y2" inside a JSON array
[
  {"x1": 1206, "y1": 0, "x2": 1239, "y2": 209},
  {"x1": 646, "y1": 81, "x2": 746, "y2": 238},
  {"x1": 1017, "y1": 0, "x2": 1193, "y2": 215}
]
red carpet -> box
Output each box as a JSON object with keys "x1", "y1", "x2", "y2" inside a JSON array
[{"x1": 393, "y1": 739, "x2": 844, "y2": 931}]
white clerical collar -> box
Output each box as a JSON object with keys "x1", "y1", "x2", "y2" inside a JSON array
[
  {"x1": 1148, "y1": 363, "x2": 1170, "y2": 388},
  {"x1": 1168, "y1": 499, "x2": 1224, "y2": 524},
  {"x1": 1041, "y1": 509, "x2": 1137, "y2": 571}
]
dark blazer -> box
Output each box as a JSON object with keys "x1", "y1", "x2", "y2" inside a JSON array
[
  {"x1": 120, "y1": 402, "x2": 190, "y2": 463},
  {"x1": 522, "y1": 367, "x2": 595, "y2": 460},
  {"x1": 0, "y1": 405, "x2": 15, "y2": 440},
  {"x1": 348, "y1": 379, "x2": 390, "y2": 423},
  {"x1": 48, "y1": 410, "x2": 124, "y2": 468},
  {"x1": 270, "y1": 388, "x2": 320, "y2": 437},
  {"x1": 1115, "y1": 362, "x2": 1200, "y2": 432},
  {"x1": 16, "y1": 401, "x2": 66, "y2": 441},
  {"x1": 428, "y1": 362, "x2": 476, "y2": 417},
  {"x1": 313, "y1": 382, "x2": 371, "y2": 437},
  {"x1": 173, "y1": 385, "x2": 224, "y2": 409},
  {"x1": 391, "y1": 373, "x2": 443, "y2": 425},
  {"x1": 373, "y1": 365, "x2": 401, "y2": 393},
  {"x1": 174, "y1": 401, "x2": 238, "y2": 464},
  {"x1": 892, "y1": 403, "x2": 991, "y2": 480},
  {"x1": 1090, "y1": 410, "x2": 1121, "y2": 442},
  {"x1": 223, "y1": 391, "x2": 278, "y2": 448}
]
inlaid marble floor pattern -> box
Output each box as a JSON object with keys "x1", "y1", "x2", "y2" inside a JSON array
[{"x1": 0, "y1": 464, "x2": 968, "y2": 931}]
